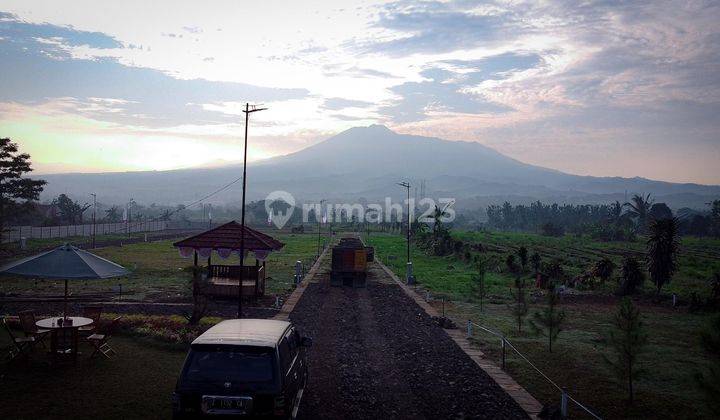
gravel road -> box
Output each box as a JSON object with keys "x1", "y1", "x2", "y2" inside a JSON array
[{"x1": 291, "y1": 262, "x2": 528, "y2": 420}]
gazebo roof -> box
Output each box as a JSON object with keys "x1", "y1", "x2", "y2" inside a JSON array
[{"x1": 173, "y1": 221, "x2": 284, "y2": 252}]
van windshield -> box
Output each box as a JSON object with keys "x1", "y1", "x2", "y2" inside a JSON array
[{"x1": 183, "y1": 345, "x2": 275, "y2": 384}]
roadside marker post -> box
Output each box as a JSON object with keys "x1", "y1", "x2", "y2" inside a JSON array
[{"x1": 501, "y1": 338, "x2": 506, "y2": 370}]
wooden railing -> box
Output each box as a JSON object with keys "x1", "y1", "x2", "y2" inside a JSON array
[{"x1": 208, "y1": 264, "x2": 259, "y2": 280}]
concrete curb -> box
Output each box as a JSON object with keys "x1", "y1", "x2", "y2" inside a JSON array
[{"x1": 375, "y1": 258, "x2": 542, "y2": 420}]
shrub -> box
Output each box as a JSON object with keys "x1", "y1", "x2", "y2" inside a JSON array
[
  {"x1": 540, "y1": 222, "x2": 564, "y2": 237},
  {"x1": 617, "y1": 256, "x2": 645, "y2": 296}
]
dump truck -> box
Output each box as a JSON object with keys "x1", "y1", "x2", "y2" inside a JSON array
[{"x1": 330, "y1": 237, "x2": 368, "y2": 287}]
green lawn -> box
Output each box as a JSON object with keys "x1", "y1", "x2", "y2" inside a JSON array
[
  {"x1": 368, "y1": 231, "x2": 720, "y2": 419},
  {"x1": 0, "y1": 333, "x2": 186, "y2": 420},
  {"x1": 0, "y1": 232, "x2": 319, "y2": 301}
]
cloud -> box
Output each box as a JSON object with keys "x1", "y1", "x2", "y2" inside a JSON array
[
  {"x1": 322, "y1": 64, "x2": 398, "y2": 79},
  {"x1": 321, "y1": 97, "x2": 374, "y2": 111},
  {"x1": 1, "y1": 1, "x2": 719, "y2": 183},
  {"x1": 379, "y1": 52, "x2": 545, "y2": 123},
  {"x1": 0, "y1": 12, "x2": 308, "y2": 128},
  {"x1": 361, "y1": 1, "x2": 513, "y2": 56},
  {"x1": 0, "y1": 11, "x2": 121, "y2": 50}
]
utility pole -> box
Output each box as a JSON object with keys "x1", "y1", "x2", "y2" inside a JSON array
[
  {"x1": 125, "y1": 198, "x2": 134, "y2": 237},
  {"x1": 317, "y1": 199, "x2": 326, "y2": 257},
  {"x1": 397, "y1": 181, "x2": 412, "y2": 283},
  {"x1": 91, "y1": 193, "x2": 96, "y2": 249},
  {"x1": 238, "y1": 103, "x2": 267, "y2": 319}
]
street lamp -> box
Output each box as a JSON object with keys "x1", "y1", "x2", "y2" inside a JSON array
[
  {"x1": 317, "y1": 199, "x2": 326, "y2": 257},
  {"x1": 91, "y1": 193, "x2": 96, "y2": 249},
  {"x1": 238, "y1": 103, "x2": 267, "y2": 319},
  {"x1": 397, "y1": 181, "x2": 412, "y2": 284},
  {"x1": 125, "y1": 198, "x2": 134, "y2": 236}
]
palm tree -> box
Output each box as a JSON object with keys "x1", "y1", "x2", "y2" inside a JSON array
[
  {"x1": 608, "y1": 200, "x2": 624, "y2": 225},
  {"x1": 594, "y1": 258, "x2": 615, "y2": 286},
  {"x1": 618, "y1": 256, "x2": 645, "y2": 295},
  {"x1": 647, "y1": 217, "x2": 680, "y2": 295},
  {"x1": 625, "y1": 193, "x2": 654, "y2": 234}
]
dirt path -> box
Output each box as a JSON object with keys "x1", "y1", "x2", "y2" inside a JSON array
[{"x1": 291, "y1": 260, "x2": 528, "y2": 419}]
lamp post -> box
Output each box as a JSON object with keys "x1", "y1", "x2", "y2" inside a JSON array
[
  {"x1": 238, "y1": 103, "x2": 267, "y2": 319},
  {"x1": 317, "y1": 199, "x2": 326, "y2": 257},
  {"x1": 91, "y1": 193, "x2": 96, "y2": 249},
  {"x1": 397, "y1": 181, "x2": 412, "y2": 283},
  {"x1": 125, "y1": 198, "x2": 134, "y2": 237}
]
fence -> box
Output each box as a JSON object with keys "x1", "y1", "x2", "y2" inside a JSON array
[
  {"x1": 466, "y1": 320, "x2": 603, "y2": 419},
  {"x1": 2, "y1": 221, "x2": 169, "y2": 243}
]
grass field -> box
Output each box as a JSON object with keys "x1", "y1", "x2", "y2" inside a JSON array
[
  {"x1": 0, "y1": 232, "x2": 319, "y2": 301},
  {"x1": 0, "y1": 332, "x2": 186, "y2": 420},
  {"x1": 0, "y1": 232, "x2": 319, "y2": 419},
  {"x1": 368, "y1": 231, "x2": 719, "y2": 419}
]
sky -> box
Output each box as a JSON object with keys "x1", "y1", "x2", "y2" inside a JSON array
[{"x1": 0, "y1": 0, "x2": 719, "y2": 184}]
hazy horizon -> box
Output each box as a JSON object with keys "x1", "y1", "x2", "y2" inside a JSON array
[{"x1": 26, "y1": 124, "x2": 720, "y2": 188}]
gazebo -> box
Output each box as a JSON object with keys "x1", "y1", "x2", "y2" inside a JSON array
[{"x1": 173, "y1": 221, "x2": 284, "y2": 298}]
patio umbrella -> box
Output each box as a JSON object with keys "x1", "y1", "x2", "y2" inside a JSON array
[{"x1": 0, "y1": 244, "x2": 129, "y2": 317}]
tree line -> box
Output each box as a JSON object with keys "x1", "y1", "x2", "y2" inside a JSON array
[{"x1": 485, "y1": 196, "x2": 720, "y2": 239}]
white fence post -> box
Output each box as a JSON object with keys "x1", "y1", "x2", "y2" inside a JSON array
[
  {"x1": 561, "y1": 388, "x2": 568, "y2": 418},
  {"x1": 501, "y1": 338, "x2": 506, "y2": 370},
  {"x1": 466, "y1": 320, "x2": 472, "y2": 339}
]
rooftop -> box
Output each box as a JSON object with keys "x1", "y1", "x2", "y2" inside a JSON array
[
  {"x1": 192, "y1": 319, "x2": 291, "y2": 347},
  {"x1": 173, "y1": 221, "x2": 284, "y2": 252}
]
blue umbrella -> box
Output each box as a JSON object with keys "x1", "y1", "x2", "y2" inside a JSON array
[{"x1": 0, "y1": 244, "x2": 129, "y2": 316}]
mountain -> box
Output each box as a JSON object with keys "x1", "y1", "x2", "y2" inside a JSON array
[{"x1": 37, "y1": 125, "x2": 720, "y2": 209}]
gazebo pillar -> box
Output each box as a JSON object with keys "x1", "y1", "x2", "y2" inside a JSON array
[{"x1": 254, "y1": 259, "x2": 260, "y2": 298}]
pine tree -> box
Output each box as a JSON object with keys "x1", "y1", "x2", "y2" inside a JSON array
[
  {"x1": 0, "y1": 138, "x2": 46, "y2": 240},
  {"x1": 604, "y1": 298, "x2": 647, "y2": 404},
  {"x1": 509, "y1": 275, "x2": 528, "y2": 333},
  {"x1": 472, "y1": 256, "x2": 488, "y2": 312},
  {"x1": 530, "y1": 288, "x2": 566, "y2": 352}
]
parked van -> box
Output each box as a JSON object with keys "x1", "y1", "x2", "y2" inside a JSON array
[{"x1": 172, "y1": 319, "x2": 311, "y2": 419}]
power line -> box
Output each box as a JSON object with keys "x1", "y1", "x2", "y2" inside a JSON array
[{"x1": 104, "y1": 174, "x2": 244, "y2": 235}]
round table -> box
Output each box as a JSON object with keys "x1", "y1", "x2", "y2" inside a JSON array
[
  {"x1": 36, "y1": 317, "x2": 94, "y2": 362},
  {"x1": 36, "y1": 316, "x2": 93, "y2": 330}
]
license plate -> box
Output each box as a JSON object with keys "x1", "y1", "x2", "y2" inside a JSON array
[{"x1": 201, "y1": 395, "x2": 252, "y2": 415}]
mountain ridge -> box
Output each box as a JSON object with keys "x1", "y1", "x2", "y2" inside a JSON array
[{"x1": 35, "y1": 125, "x2": 720, "y2": 209}]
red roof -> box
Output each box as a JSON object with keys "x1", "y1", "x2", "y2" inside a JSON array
[{"x1": 173, "y1": 221, "x2": 284, "y2": 251}]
